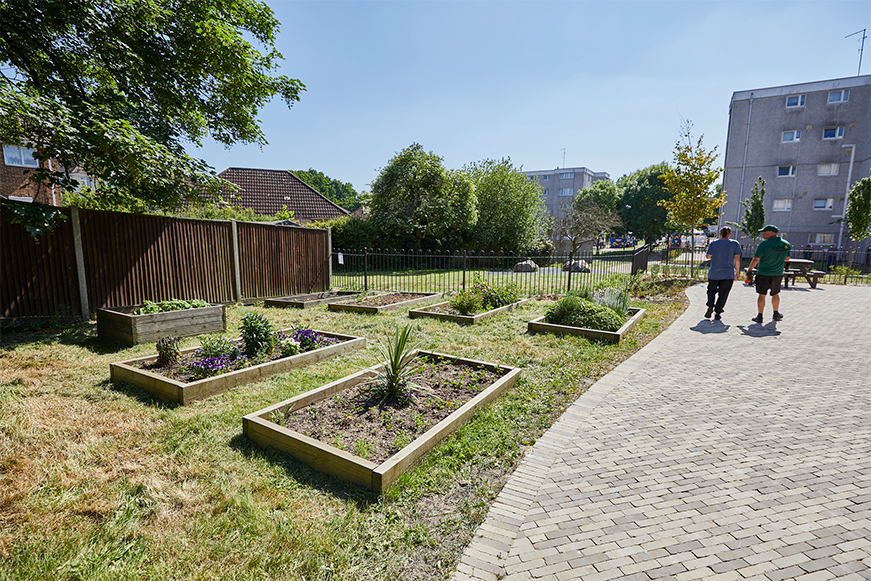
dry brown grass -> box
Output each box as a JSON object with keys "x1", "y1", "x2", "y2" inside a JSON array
[{"x1": 0, "y1": 291, "x2": 688, "y2": 580}]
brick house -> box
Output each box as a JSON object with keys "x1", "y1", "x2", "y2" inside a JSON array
[
  {"x1": 217, "y1": 167, "x2": 350, "y2": 223},
  {"x1": 1, "y1": 143, "x2": 59, "y2": 205}
]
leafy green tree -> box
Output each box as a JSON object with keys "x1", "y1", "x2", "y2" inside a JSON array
[
  {"x1": 659, "y1": 121, "x2": 726, "y2": 275},
  {"x1": 293, "y1": 169, "x2": 362, "y2": 211},
  {"x1": 0, "y1": 0, "x2": 304, "y2": 234},
  {"x1": 844, "y1": 172, "x2": 871, "y2": 269},
  {"x1": 579, "y1": 179, "x2": 621, "y2": 212},
  {"x1": 617, "y1": 163, "x2": 671, "y2": 244},
  {"x1": 312, "y1": 215, "x2": 377, "y2": 249},
  {"x1": 370, "y1": 143, "x2": 477, "y2": 250},
  {"x1": 464, "y1": 158, "x2": 545, "y2": 253},
  {"x1": 727, "y1": 176, "x2": 766, "y2": 254}
]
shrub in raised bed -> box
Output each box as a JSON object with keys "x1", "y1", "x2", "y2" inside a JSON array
[
  {"x1": 134, "y1": 298, "x2": 210, "y2": 315},
  {"x1": 545, "y1": 296, "x2": 624, "y2": 332},
  {"x1": 448, "y1": 276, "x2": 521, "y2": 315},
  {"x1": 240, "y1": 312, "x2": 275, "y2": 358}
]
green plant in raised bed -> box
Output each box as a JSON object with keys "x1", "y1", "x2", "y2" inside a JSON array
[
  {"x1": 196, "y1": 336, "x2": 240, "y2": 359},
  {"x1": 364, "y1": 324, "x2": 426, "y2": 404},
  {"x1": 545, "y1": 296, "x2": 624, "y2": 332},
  {"x1": 593, "y1": 287, "x2": 630, "y2": 318},
  {"x1": 471, "y1": 276, "x2": 521, "y2": 309},
  {"x1": 134, "y1": 298, "x2": 210, "y2": 315},
  {"x1": 275, "y1": 335, "x2": 301, "y2": 357},
  {"x1": 449, "y1": 290, "x2": 483, "y2": 315},
  {"x1": 156, "y1": 336, "x2": 180, "y2": 366},
  {"x1": 240, "y1": 312, "x2": 275, "y2": 358}
]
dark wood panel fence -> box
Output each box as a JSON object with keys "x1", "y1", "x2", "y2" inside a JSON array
[{"x1": 1, "y1": 206, "x2": 330, "y2": 323}]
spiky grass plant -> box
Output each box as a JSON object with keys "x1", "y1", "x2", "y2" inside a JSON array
[{"x1": 365, "y1": 324, "x2": 425, "y2": 404}]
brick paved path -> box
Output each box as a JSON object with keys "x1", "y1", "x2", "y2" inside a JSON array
[{"x1": 454, "y1": 283, "x2": 871, "y2": 581}]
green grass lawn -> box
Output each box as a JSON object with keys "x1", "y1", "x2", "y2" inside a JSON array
[{"x1": 0, "y1": 283, "x2": 690, "y2": 581}]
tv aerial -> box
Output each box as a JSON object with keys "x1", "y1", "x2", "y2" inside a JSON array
[{"x1": 846, "y1": 29, "x2": 867, "y2": 76}]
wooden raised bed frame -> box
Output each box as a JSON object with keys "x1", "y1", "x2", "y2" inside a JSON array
[
  {"x1": 327, "y1": 292, "x2": 442, "y2": 314},
  {"x1": 97, "y1": 304, "x2": 226, "y2": 346},
  {"x1": 110, "y1": 330, "x2": 365, "y2": 405},
  {"x1": 243, "y1": 350, "x2": 521, "y2": 493},
  {"x1": 527, "y1": 307, "x2": 646, "y2": 343},
  {"x1": 264, "y1": 291, "x2": 360, "y2": 309},
  {"x1": 408, "y1": 299, "x2": 529, "y2": 325}
]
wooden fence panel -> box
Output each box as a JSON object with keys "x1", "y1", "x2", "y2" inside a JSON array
[
  {"x1": 0, "y1": 207, "x2": 81, "y2": 320},
  {"x1": 238, "y1": 222, "x2": 328, "y2": 299},
  {"x1": 2, "y1": 207, "x2": 329, "y2": 321},
  {"x1": 78, "y1": 209, "x2": 236, "y2": 310}
]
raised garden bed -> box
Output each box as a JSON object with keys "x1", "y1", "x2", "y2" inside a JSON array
[
  {"x1": 327, "y1": 292, "x2": 442, "y2": 314},
  {"x1": 97, "y1": 304, "x2": 226, "y2": 346},
  {"x1": 408, "y1": 299, "x2": 529, "y2": 325},
  {"x1": 110, "y1": 329, "x2": 365, "y2": 405},
  {"x1": 527, "y1": 307, "x2": 646, "y2": 343},
  {"x1": 243, "y1": 350, "x2": 520, "y2": 493},
  {"x1": 264, "y1": 291, "x2": 360, "y2": 309}
]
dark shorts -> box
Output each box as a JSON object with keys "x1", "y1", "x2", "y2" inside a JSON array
[{"x1": 755, "y1": 274, "x2": 782, "y2": 296}]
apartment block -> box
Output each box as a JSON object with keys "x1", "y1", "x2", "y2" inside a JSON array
[
  {"x1": 720, "y1": 75, "x2": 871, "y2": 256},
  {"x1": 524, "y1": 166, "x2": 610, "y2": 222}
]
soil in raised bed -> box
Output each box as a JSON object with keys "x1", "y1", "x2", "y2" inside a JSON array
[
  {"x1": 135, "y1": 335, "x2": 348, "y2": 384},
  {"x1": 277, "y1": 356, "x2": 507, "y2": 464},
  {"x1": 346, "y1": 293, "x2": 429, "y2": 307}
]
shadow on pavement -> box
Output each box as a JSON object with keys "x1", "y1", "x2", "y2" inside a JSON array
[
  {"x1": 690, "y1": 320, "x2": 730, "y2": 334},
  {"x1": 737, "y1": 322, "x2": 781, "y2": 337}
]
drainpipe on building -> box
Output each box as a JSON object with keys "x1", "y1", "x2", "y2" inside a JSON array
[
  {"x1": 48, "y1": 158, "x2": 56, "y2": 206},
  {"x1": 736, "y1": 93, "x2": 754, "y2": 225},
  {"x1": 836, "y1": 144, "x2": 856, "y2": 250}
]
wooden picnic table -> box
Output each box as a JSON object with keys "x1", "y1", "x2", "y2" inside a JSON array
[{"x1": 745, "y1": 259, "x2": 825, "y2": 289}]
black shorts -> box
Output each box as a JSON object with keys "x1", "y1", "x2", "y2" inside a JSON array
[{"x1": 755, "y1": 274, "x2": 782, "y2": 296}]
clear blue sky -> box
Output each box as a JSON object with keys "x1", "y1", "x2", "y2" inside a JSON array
[{"x1": 195, "y1": 0, "x2": 869, "y2": 193}]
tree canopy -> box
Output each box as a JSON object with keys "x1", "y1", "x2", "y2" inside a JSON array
[
  {"x1": 293, "y1": 169, "x2": 362, "y2": 211},
  {"x1": 0, "y1": 0, "x2": 304, "y2": 232},
  {"x1": 727, "y1": 176, "x2": 766, "y2": 253},
  {"x1": 659, "y1": 121, "x2": 725, "y2": 232},
  {"x1": 617, "y1": 163, "x2": 671, "y2": 244},
  {"x1": 579, "y1": 179, "x2": 621, "y2": 213},
  {"x1": 369, "y1": 143, "x2": 477, "y2": 250},
  {"x1": 464, "y1": 158, "x2": 545, "y2": 254}
]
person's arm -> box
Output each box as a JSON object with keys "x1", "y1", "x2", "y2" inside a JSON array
[
  {"x1": 734, "y1": 254, "x2": 742, "y2": 280},
  {"x1": 746, "y1": 257, "x2": 760, "y2": 272}
]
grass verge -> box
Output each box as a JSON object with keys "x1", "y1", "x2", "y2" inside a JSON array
[{"x1": 0, "y1": 281, "x2": 691, "y2": 581}]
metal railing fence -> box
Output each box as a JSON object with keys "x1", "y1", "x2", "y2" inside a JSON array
[{"x1": 331, "y1": 248, "x2": 639, "y2": 295}]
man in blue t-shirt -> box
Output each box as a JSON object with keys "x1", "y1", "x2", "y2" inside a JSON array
[{"x1": 704, "y1": 226, "x2": 742, "y2": 320}]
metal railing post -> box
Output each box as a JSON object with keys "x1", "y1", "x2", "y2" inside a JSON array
[
  {"x1": 567, "y1": 250, "x2": 574, "y2": 294},
  {"x1": 462, "y1": 251, "x2": 467, "y2": 291},
  {"x1": 364, "y1": 248, "x2": 369, "y2": 292}
]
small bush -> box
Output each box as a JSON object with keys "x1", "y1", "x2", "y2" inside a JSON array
[
  {"x1": 566, "y1": 287, "x2": 593, "y2": 301},
  {"x1": 593, "y1": 287, "x2": 630, "y2": 318},
  {"x1": 449, "y1": 290, "x2": 483, "y2": 315},
  {"x1": 156, "y1": 336, "x2": 180, "y2": 366},
  {"x1": 545, "y1": 297, "x2": 624, "y2": 332},
  {"x1": 471, "y1": 277, "x2": 521, "y2": 309},
  {"x1": 134, "y1": 298, "x2": 209, "y2": 314},
  {"x1": 196, "y1": 336, "x2": 239, "y2": 360},
  {"x1": 240, "y1": 312, "x2": 275, "y2": 358}
]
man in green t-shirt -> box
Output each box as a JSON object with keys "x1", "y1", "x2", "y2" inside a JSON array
[{"x1": 744, "y1": 224, "x2": 791, "y2": 323}]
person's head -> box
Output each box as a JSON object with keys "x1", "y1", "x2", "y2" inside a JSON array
[
  {"x1": 719, "y1": 226, "x2": 732, "y2": 239},
  {"x1": 759, "y1": 224, "x2": 779, "y2": 239}
]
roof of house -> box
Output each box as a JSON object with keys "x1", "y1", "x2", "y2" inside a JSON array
[{"x1": 217, "y1": 167, "x2": 350, "y2": 221}]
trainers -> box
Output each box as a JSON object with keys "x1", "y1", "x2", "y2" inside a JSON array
[
  {"x1": 714, "y1": 313, "x2": 722, "y2": 321},
  {"x1": 751, "y1": 314, "x2": 763, "y2": 323},
  {"x1": 772, "y1": 311, "x2": 784, "y2": 321},
  {"x1": 705, "y1": 308, "x2": 713, "y2": 319}
]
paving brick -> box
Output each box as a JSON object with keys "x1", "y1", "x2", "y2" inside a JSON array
[{"x1": 451, "y1": 286, "x2": 871, "y2": 581}]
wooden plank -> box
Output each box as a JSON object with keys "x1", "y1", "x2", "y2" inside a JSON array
[
  {"x1": 328, "y1": 292, "x2": 443, "y2": 314},
  {"x1": 111, "y1": 330, "x2": 365, "y2": 404},
  {"x1": 374, "y1": 367, "x2": 521, "y2": 492},
  {"x1": 242, "y1": 351, "x2": 521, "y2": 494},
  {"x1": 409, "y1": 299, "x2": 529, "y2": 325},
  {"x1": 527, "y1": 307, "x2": 645, "y2": 344}
]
